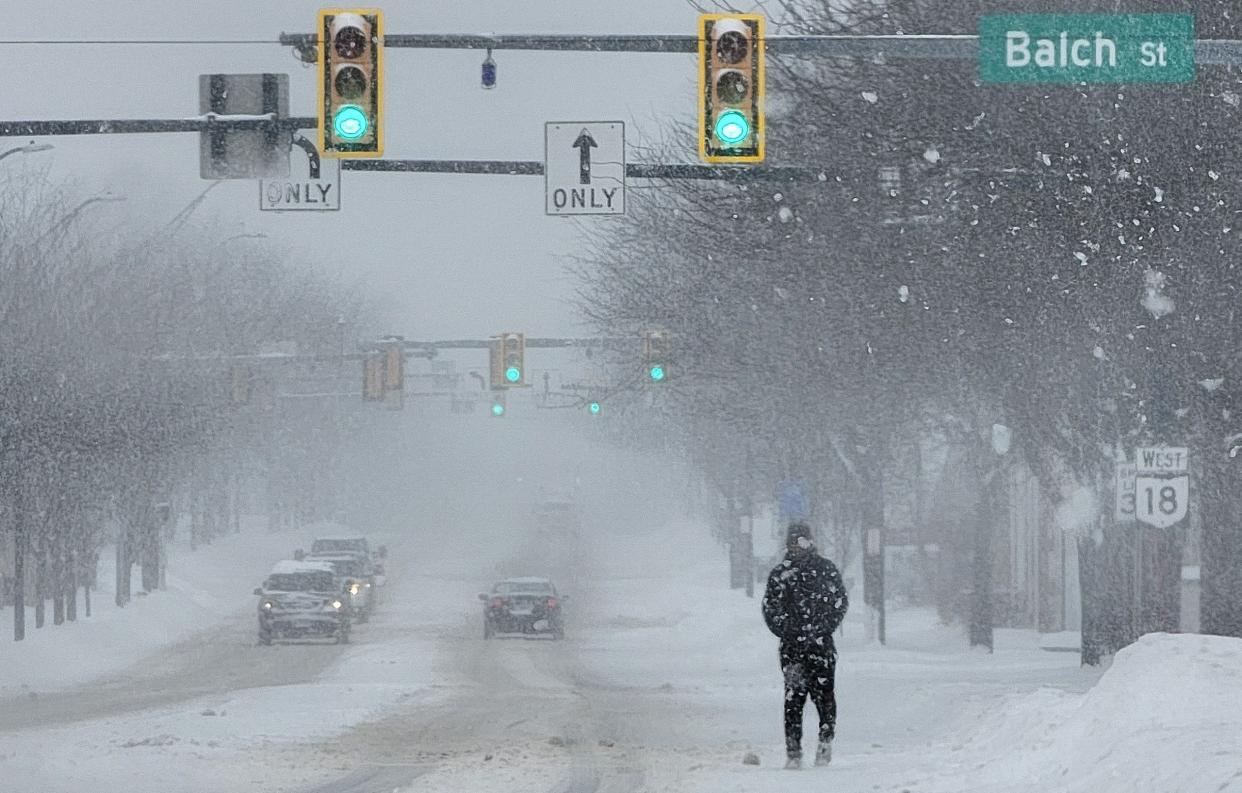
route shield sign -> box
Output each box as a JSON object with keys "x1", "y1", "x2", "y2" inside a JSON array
[
  {"x1": 1115, "y1": 461, "x2": 1137, "y2": 523},
  {"x1": 979, "y1": 14, "x2": 1194, "y2": 84},
  {"x1": 545, "y1": 121, "x2": 625, "y2": 216},
  {"x1": 1135, "y1": 474, "x2": 1189, "y2": 529}
]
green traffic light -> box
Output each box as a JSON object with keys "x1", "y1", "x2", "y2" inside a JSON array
[
  {"x1": 491, "y1": 403, "x2": 505, "y2": 417},
  {"x1": 588, "y1": 401, "x2": 601, "y2": 415},
  {"x1": 649, "y1": 365, "x2": 666, "y2": 382},
  {"x1": 714, "y1": 110, "x2": 749, "y2": 146},
  {"x1": 505, "y1": 366, "x2": 521, "y2": 383},
  {"x1": 333, "y1": 105, "x2": 369, "y2": 140}
]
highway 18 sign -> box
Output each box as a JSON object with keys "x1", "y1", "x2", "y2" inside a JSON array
[
  {"x1": 545, "y1": 122, "x2": 625, "y2": 216},
  {"x1": 1134, "y1": 445, "x2": 1189, "y2": 529}
]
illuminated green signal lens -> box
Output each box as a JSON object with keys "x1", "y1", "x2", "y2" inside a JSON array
[
  {"x1": 649, "y1": 365, "x2": 666, "y2": 382},
  {"x1": 588, "y1": 402, "x2": 601, "y2": 415},
  {"x1": 491, "y1": 403, "x2": 505, "y2": 417},
  {"x1": 714, "y1": 110, "x2": 749, "y2": 145},
  {"x1": 333, "y1": 105, "x2": 369, "y2": 140},
  {"x1": 505, "y1": 366, "x2": 521, "y2": 383}
]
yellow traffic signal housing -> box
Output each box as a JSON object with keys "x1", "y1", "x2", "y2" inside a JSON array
[
  {"x1": 319, "y1": 8, "x2": 384, "y2": 157},
  {"x1": 384, "y1": 343, "x2": 403, "y2": 392},
  {"x1": 362, "y1": 352, "x2": 384, "y2": 400},
  {"x1": 488, "y1": 337, "x2": 505, "y2": 389},
  {"x1": 698, "y1": 13, "x2": 765, "y2": 163},
  {"x1": 230, "y1": 365, "x2": 252, "y2": 404},
  {"x1": 502, "y1": 332, "x2": 526, "y2": 387}
]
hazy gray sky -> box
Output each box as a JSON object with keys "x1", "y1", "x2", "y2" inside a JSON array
[{"x1": 4, "y1": 1, "x2": 714, "y2": 339}]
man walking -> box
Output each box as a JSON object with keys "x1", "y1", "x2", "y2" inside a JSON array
[{"x1": 762, "y1": 522, "x2": 849, "y2": 769}]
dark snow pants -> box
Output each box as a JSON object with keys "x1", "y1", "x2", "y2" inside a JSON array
[{"x1": 780, "y1": 645, "x2": 837, "y2": 754}]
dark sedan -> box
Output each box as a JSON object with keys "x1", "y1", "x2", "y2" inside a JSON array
[{"x1": 479, "y1": 577, "x2": 566, "y2": 640}]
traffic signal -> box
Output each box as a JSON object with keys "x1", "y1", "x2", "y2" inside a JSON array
[
  {"x1": 698, "y1": 14, "x2": 765, "y2": 163},
  {"x1": 587, "y1": 400, "x2": 602, "y2": 416},
  {"x1": 230, "y1": 365, "x2": 252, "y2": 404},
  {"x1": 502, "y1": 332, "x2": 525, "y2": 386},
  {"x1": 490, "y1": 390, "x2": 506, "y2": 418},
  {"x1": 384, "y1": 343, "x2": 403, "y2": 392},
  {"x1": 362, "y1": 352, "x2": 384, "y2": 400},
  {"x1": 642, "y1": 329, "x2": 671, "y2": 383},
  {"x1": 319, "y1": 9, "x2": 384, "y2": 157}
]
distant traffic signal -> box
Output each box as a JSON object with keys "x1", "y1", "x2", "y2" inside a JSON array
[
  {"x1": 319, "y1": 9, "x2": 384, "y2": 157},
  {"x1": 502, "y1": 332, "x2": 525, "y2": 386},
  {"x1": 642, "y1": 329, "x2": 671, "y2": 383},
  {"x1": 587, "y1": 400, "x2": 601, "y2": 415},
  {"x1": 698, "y1": 13, "x2": 765, "y2": 163},
  {"x1": 362, "y1": 351, "x2": 384, "y2": 400},
  {"x1": 490, "y1": 390, "x2": 506, "y2": 417}
]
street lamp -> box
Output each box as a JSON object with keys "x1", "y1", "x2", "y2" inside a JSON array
[{"x1": 0, "y1": 141, "x2": 54, "y2": 163}]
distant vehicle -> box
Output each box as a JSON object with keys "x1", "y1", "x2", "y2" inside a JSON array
[
  {"x1": 310, "y1": 535, "x2": 371, "y2": 558},
  {"x1": 479, "y1": 577, "x2": 566, "y2": 640},
  {"x1": 254, "y1": 560, "x2": 351, "y2": 646},
  {"x1": 304, "y1": 552, "x2": 375, "y2": 622}
]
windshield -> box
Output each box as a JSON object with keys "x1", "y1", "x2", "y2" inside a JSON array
[
  {"x1": 319, "y1": 559, "x2": 366, "y2": 578},
  {"x1": 494, "y1": 581, "x2": 554, "y2": 595},
  {"x1": 4, "y1": 6, "x2": 1240, "y2": 793},
  {"x1": 266, "y1": 573, "x2": 335, "y2": 593},
  {"x1": 311, "y1": 540, "x2": 366, "y2": 554}
]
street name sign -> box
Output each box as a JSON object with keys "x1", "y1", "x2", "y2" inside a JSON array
[
  {"x1": 979, "y1": 14, "x2": 1194, "y2": 84},
  {"x1": 545, "y1": 121, "x2": 625, "y2": 216}
]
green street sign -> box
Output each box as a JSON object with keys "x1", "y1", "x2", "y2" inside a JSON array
[{"x1": 979, "y1": 14, "x2": 1194, "y2": 84}]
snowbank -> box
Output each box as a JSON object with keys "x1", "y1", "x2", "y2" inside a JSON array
[{"x1": 929, "y1": 632, "x2": 1242, "y2": 793}]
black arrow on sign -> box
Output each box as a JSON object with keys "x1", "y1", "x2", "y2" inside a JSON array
[
  {"x1": 292, "y1": 135, "x2": 321, "y2": 179},
  {"x1": 572, "y1": 128, "x2": 597, "y2": 185}
]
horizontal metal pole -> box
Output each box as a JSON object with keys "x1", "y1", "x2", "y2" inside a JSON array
[
  {"x1": 401, "y1": 337, "x2": 630, "y2": 350},
  {"x1": 0, "y1": 117, "x2": 316, "y2": 137},
  {"x1": 278, "y1": 33, "x2": 1242, "y2": 64},
  {"x1": 345, "y1": 159, "x2": 828, "y2": 181}
]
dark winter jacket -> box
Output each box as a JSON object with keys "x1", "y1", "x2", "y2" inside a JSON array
[{"x1": 762, "y1": 551, "x2": 848, "y2": 652}]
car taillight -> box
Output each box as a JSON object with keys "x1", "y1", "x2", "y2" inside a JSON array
[
  {"x1": 490, "y1": 597, "x2": 505, "y2": 609},
  {"x1": 546, "y1": 598, "x2": 559, "y2": 609}
]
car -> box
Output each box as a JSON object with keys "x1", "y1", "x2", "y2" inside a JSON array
[
  {"x1": 304, "y1": 552, "x2": 375, "y2": 622},
  {"x1": 478, "y1": 577, "x2": 566, "y2": 640},
  {"x1": 254, "y1": 560, "x2": 351, "y2": 646},
  {"x1": 309, "y1": 535, "x2": 371, "y2": 558}
]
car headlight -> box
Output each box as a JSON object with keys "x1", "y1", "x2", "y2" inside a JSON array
[
  {"x1": 331, "y1": 600, "x2": 343, "y2": 610},
  {"x1": 349, "y1": 583, "x2": 360, "y2": 595},
  {"x1": 262, "y1": 601, "x2": 273, "y2": 610}
]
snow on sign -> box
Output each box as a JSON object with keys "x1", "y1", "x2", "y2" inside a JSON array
[
  {"x1": 545, "y1": 122, "x2": 625, "y2": 216},
  {"x1": 259, "y1": 137, "x2": 340, "y2": 212}
]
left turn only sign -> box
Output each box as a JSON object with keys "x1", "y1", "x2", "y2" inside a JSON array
[{"x1": 260, "y1": 136, "x2": 341, "y2": 212}]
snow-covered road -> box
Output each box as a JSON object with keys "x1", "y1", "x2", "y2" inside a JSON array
[{"x1": 3, "y1": 516, "x2": 1240, "y2": 793}]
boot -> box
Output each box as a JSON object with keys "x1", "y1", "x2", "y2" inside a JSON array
[
  {"x1": 784, "y1": 752, "x2": 802, "y2": 770},
  {"x1": 814, "y1": 740, "x2": 832, "y2": 767}
]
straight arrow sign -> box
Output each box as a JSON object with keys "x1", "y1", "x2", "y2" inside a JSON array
[{"x1": 572, "y1": 128, "x2": 597, "y2": 184}]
